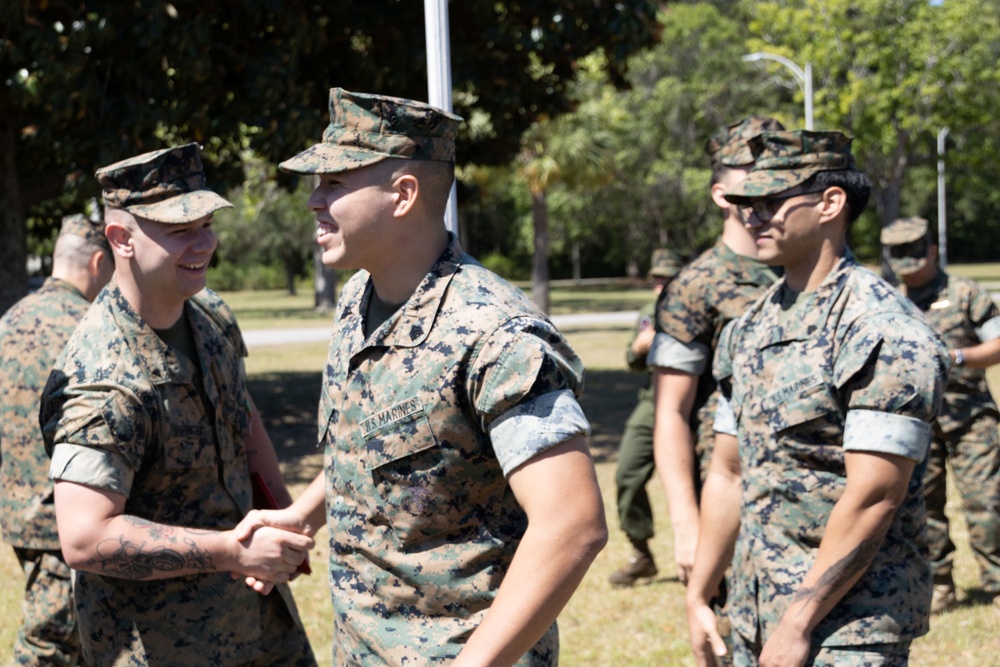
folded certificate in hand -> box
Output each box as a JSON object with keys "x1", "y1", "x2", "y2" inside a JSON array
[{"x1": 251, "y1": 472, "x2": 312, "y2": 575}]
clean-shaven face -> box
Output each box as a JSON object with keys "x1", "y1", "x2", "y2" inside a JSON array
[{"x1": 306, "y1": 163, "x2": 396, "y2": 271}]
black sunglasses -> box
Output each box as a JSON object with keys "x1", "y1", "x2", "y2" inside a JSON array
[
  {"x1": 737, "y1": 189, "x2": 826, "y2": 225},
  {"x1": 887, "y1": 238, "x2": 930, "y2": 259}
]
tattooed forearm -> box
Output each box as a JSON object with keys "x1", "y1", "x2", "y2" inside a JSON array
[
  {"x1": 90, "y1": 536, "x2": 216, "y2": 580},
  {"x1": 121, "y1": 515, "x2": 217, "y2": 539},
  {"x1": 122, "y1": 515, "x2": 179, "y2": 542},
  {"x1": 792, "y1": 530, "x2": 887, "y2": 610}
]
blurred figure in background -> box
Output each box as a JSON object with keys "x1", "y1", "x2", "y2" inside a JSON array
[
  {"x1": 882, "y1": 216, "x2": 1000, "y2": 614},
  {"x1": 1, "y1": 214, "x2": 113, "y2": 666},
  {"x1": 608, "y1": 248, "x2": 683, "y2": 586}
]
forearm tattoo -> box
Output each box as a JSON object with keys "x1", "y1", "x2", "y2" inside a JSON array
[
  {"x1": 92, "y1": 516, "x2": 218, "y2": 579},
  {"x1": 792, "y1": 530, "x2": 887, "y2": 612}
]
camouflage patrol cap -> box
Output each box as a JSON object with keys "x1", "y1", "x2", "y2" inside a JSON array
[
  {"x1": 882, "y1": 216, "x2": 931, "y2": 276},
  {"x1": 279, "y1": 88, "x2": 464, "y2": 175},
  {"x1": 59, "y1": 214, "x2": 110, "y2": 253},
  {"x1": 649, "y1": 248, "x2": 682, "y2": 279},
  {"x1": 723, "y1": 130, "x2": 856, "y2": 204},
  {"x1": 705, "y1": 116, "x2": 786, "y2": 168},
  {"x1": 95, "y1": 143, "x2": 233, "y2": 223}
]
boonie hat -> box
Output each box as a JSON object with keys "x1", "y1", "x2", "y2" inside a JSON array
[
  {"x1": 724, "y1": 130, "x2": 855, "y2": 204},
  {"x1": 280, "y1": 88, "x2": 464, "y2": 175},
  {"x1": 649, "y1": 248, "x2": 682, "y2": 279},
  {"x1": 96, "y1": 143, "x2": 233, "y2": 223},
  {"x1": 705, "y1": 116, "x2": 786, "y2": 168},
  {"x1": 59, "y1": 214, "x2": 110, "y2": 253},
  {"x1": 881, "y1": 216, "x2": 931, "y2": 276}
]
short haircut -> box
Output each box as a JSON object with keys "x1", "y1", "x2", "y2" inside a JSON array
[
  {"x1": 379, "y1": 158, "x2": 454, "y2": 219},
  {"x1": 800, "y1": 169, "x2": 872, "y2": 223},
  {"x1": 53, "y1": 233, "x2": 106, "y2": 271},
  {"x1": 710, "y1": 164, "x2": 734, "y2": 188}
]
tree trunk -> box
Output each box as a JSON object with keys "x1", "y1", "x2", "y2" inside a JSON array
[
  {"x1": 531, "y1": 189, "x2": 550, "y2": 314},
  {"x1": 0, "y1": 114, "x2": 28, "y2": 314},
  {"x1": 571, "y1": 241, "x2": 581, "y2": 284},
  {"x1": 626, "y1": 219, "x2": 640, "y2": 279},
  {"x1": 873, "y1": 178, "x2": 903, "y2": 283},
  {"x1": 314, "y1": 248, "x2": 337, "y2": 312}
]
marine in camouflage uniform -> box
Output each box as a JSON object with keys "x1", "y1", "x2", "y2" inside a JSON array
[
  {"x1": 252, "y1": 88, "x2": 607, "y2": 665},
  {"x1": 1, "y1": 214, "x2": 113, "y2": 666},
  {"x1": 647, "y1": 116, "x2": 783, "y2": 589},
  {"x1": 39, "y1": 144, "x2": 316, "y2": 667},
  {"x1": 607, "y1": 249, "x2": 682, "y2": 586},
  {"x1": 882, "y1": 216, "x2": 1000, "y2": 614},
  {"x1": 686, "y1": 130, "x2": 948, "y2": 667}
]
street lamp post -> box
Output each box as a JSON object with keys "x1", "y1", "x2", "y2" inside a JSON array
[
  {"x1": 424, "y1": 0, "x2": 458, "y2": 234},
  {"x1": 937, "y1": 126, "x2": 950, "y2": 268},
  {"x1": 742, "y1": 51, "x2": 814, "y2": 130}
]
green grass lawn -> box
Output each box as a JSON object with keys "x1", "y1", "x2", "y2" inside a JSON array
[{"x1": 3, "y1": 276, "x2": 1000, "y2": 664}]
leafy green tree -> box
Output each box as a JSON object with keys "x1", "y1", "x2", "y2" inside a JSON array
[
  {"x1": 1, "y1": 0, "x2": 659, "y2": 312},
  {"x1": 542, "y1": 3, "x2": 799, "y2": 277},
  {"x1": 517, "y1": 82, "x2": 617, "y2": 313},
  {"x1": 743, "y1": 0, "x2": 1000, "y2": 258}
]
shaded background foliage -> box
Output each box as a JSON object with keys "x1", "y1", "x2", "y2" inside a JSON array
[
  {"x1": 1, "y1": 0, "x2": 658, "y2": 309},
  {"x1": 5, "y1": 0, "x2": 1000, "y2": 306}
]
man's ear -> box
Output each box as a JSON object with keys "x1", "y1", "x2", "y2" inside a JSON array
[
  {"x1": 392, "y1": 174, "x2": 419, "y2": 218},
  {"x1": 88, "y1": 247, "x2": 106, "y2": 277},
  {"x1": 105, "y1": 222, "x2": 134, "y2": 259},
  {"x1": 817, "y1": 186, "x2": 848, "y2": 224},
  {"x1": 710, "y1": 182, "x2": 731, "y2": 210}
]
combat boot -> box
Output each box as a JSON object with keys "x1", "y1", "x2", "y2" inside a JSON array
[
  {"x1": 930, "y1": 577, "x2": 957, "y2": 615},
  {"x1": 608, "y1": 539, "x2": 658, "y2": 586}
]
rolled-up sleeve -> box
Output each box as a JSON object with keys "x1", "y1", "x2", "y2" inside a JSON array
[
  {"x1": 489, "y1": 389, "x2": 591, "y2": 476},
  {"x1": 647, "y1": 332, "x2": 709, "y2": 375},
  {"x1": 837, "y1": 312, "x2": 947, "y2": 460}
]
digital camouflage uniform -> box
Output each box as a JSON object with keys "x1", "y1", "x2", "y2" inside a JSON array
[
  {"x1": 716, "y1": 130, "x2": 949, "y2": 664},
  {"x1": 39, "y1": 144, "x2": 315, "y2": 667},
  {"x1": 609, "y1": 249, "x2": 682, "y2": 585},
  {"x1": 882, "y1": 216, "x2": 1000, "y2": 597},
  {"x1": 312, "y1": 236, "x2": 588, "y2": 665},
  {"x1": 648, "y1": 240, "x2": 777, "y2": 478},
  {"x1": 647, "y1": 115, "x2": 782, "y2": 484},
  {"x1": 0, "y1": 214, "x2": 109, "y2": 667},
  {"x1": 280, "y1": 87, "x2": 591, "y2": 666},
  {"x1": 715, "y1": 253, "x2": 946, "y2": 653},
  {"x1": 2, "y1": 280, "x2": 89, "y2": 666},
  {"x1": 40, "y1": 283, "x2": 313, "y2": 667}
]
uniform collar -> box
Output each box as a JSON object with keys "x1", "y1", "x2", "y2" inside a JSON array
[
  {"x1": 759, "y1": 250, "x2": 858, "y2": 346},
  {"x1": 343, "y1": 234, "x2": 464, "y2": 355},
  {"x1": 38, "y1": 276, "x2": 87, "y2": 301},
  {"x1": 101, "y1": 277, "x2": 201, "y2": 386},
  {"x1": 902, "y1": 267, "x2": 946, "y2": 309}
]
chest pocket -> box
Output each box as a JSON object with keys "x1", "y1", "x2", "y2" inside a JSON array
[
  {"x1": 363, "y1": 409, "x2": 461, "y2": 549},
  {"x1": 762, "y1": 375, "x2": 846, "y2": 492},
  {"x1": 161, "y1": 385, "x2": 219, "y2": 470},
  {"x1": 762, "y1": 374, "x2": 844, "y2": 436},
  {"x1": 163, "y1": 419, "x2": 217, "y2": 469}
]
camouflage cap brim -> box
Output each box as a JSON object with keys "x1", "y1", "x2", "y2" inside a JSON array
[
  {"x1": 723, "y1": 130, "x2": 855, "y2": 205},
  {"x1": 881, "y1": 217, "x2": 929, "y2": 245},
  {"x1": 278, "y1": 143, "x2": 391, "y2": 175},
  {"x1": 723, "y1": 168, "x2": 817, "y2": 204},
  {"x1": 124, "y1": 190, "x2": 233, "y2": 223},
  {"x1": 889, "y1": 255, "x2": 929, "y2": 277},
  {"x1": 280, "y1": 88, "x2": 463, "y2": 175}
]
